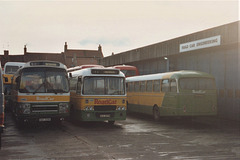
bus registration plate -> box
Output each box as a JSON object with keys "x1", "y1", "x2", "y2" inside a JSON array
[
  {"x1": 39, "y1": 118, "x2": 51, "y2": 122},
  {"x1": 100, "y1": 114, "x2": 110, "y2": 118}
]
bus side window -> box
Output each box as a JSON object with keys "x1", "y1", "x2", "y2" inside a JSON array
[
  {"x1": 146, "y1": 80, "x2": 153, "y2": 92},
  {"x1": 153, "y1": 80, "x2": 160, "y2": 92},
  {"x1": 170, "y1": 79, "x2": 177, "y2": 92},
  {"x1": 161, "y1": 79, "x2": 169, "y2": 92},
  {"x1": 140, "y1": 81, "x2": 145, "y2": 92},
  {"x1": 134, "y1": 82, "x2": 139, "y2": 92},
  {"x1": 76, "y1": 77, "x2": 82, "y2": 94}
]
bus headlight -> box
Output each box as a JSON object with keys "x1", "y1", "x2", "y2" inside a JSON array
[
  {"x1": 19, "y1": 103, "x2": 31, "y2": 114},
  {"x1": 117, "y1": 106, "x2": 126, "y2": 111},
  {"x1": 85, "y1": 106, "x2": 94, "y2": 111},
  {"x1": 59, "y1": 103, "x2": 69, "y2": 113}
]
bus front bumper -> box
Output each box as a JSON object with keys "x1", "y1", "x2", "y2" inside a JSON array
[
  {"x1": 74, "y1": 110, "x2": 126, "y2": 122},
  {"x1": 16, "y1": 113, "x2": 69, "y2": 123}
]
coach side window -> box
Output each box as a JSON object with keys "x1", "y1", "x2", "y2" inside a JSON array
[
  {"x1": 140, "y1": 81, "x2": 145, "y2": 92},
  {"x1": 146, "y1": 81, "x2": 152, "y2": 92},
  {"x1": 170, "y1": 79, "x2": 177, "y2": 92},
  {"x1": 134, "y1": 82, "x2": 139, "y2": 92},
  {"x1": 161, "y1": 79, "x2": 169, "y2": 92},
  {"x1": 128, "y1": 82, "x2": 134, "y2": 92},
  {"x1": 153, "y1": 80, "x2": 160, "y2": 92}
]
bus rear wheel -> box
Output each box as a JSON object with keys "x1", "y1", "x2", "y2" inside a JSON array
[{"x1": 153, "y1": 106, "x2": 160, "y2": 121}]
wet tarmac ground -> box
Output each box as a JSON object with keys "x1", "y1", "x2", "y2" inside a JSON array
[{"x1": 0, "y1": 113, "x2": 240, "y2": 160}]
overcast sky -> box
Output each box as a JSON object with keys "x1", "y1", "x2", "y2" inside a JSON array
[{"x1": 0, "y1": 0, "x2": 239, "y2": 57}]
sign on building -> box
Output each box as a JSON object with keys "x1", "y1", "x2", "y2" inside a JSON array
[{"x1": 180, "y1": 35, "x2": 221, "y2": 53}]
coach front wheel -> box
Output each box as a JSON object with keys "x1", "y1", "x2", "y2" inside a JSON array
[
  {"x1": 153, "y1": 106, "x2": 160, "y2": 121},
  {"x1": 108, "y1": 121, "x2": 115, "y2": 125}
]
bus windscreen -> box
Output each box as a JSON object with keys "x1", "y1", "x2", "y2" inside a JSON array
[
  {"x1": 83, "y1": 77, "x2": 125, "y2": 95},
  {"x1": 19, "y1": 68, "x2": 69, "y2": 93}
]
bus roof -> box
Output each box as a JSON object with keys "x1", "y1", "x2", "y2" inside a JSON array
[
  {"x1": 69, "y1": 67, "x2": 125, "y2": 78},
  {"x1": 4, "y1": 62, "x2": 26, "y2": 67},
  {"x1": 112, "y1": 65, "x2": 138, "y2": 69},
  {"x1": 67, "y1": 64, "x2": 104, "y2": 72},
  {"x1": 23, "y1": 60, "x2": 67, "y2": 69},
  {"x1": 126, "y1": 70, "x2": 214, "y2": 82},
  {"x1": 3, "y1": 62, "x2": 26, "y2": 74}
]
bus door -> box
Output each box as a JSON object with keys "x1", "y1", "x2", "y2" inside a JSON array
[{"x1": 70, "y1": 76, "x2": 82, "y2": 112}]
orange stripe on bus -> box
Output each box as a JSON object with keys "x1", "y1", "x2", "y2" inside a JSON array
[{"x1": 17, "y1": 95, "x2": 70, "y2": 102}]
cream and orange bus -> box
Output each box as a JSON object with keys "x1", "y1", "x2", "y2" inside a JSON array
[
  {"x1": 126, "y1": 70, "x2": 217, "y2": 120},
  {"x1": 68, "y1": 67, "x2": 126, "y2": 124},
  {"x1": 10, "y1": 61, "x2": 70, "y2": 125}
]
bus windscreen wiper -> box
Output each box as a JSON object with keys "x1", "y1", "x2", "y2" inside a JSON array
[{"x1": 33, "y1": 81, "x2": 45, "y2": 94}]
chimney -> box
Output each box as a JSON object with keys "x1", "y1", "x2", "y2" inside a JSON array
[
  {"x1": 24, "y1": 45, "x2": 27, "y2": 54},
  {"x1": 98, "y1": 44, "x2": 102, "y2": 53},
  {"x1": 3, "y1": 50, "x2": 9, "y2": 63},
  {"x1": 4, "y1": 50, "x2": 9, "y2": 56},
  {"x1": 64, "y1": 42, "x2": 68, "y2": 52}
]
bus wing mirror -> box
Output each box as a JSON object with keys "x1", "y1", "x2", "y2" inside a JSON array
[
  {"x1": 69, "y1": 73, "x2": 72, "y2": 78},
  {"x1": 78, "y1": 77, "x2": 82, "y2": 83},
  {"x1": 15, "y1": 77, "x2": 20, "y2": 83}
]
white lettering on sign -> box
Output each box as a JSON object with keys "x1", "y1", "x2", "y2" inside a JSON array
[{"x1": 180, "y1": 35, "x2": 221, "y2": 53}]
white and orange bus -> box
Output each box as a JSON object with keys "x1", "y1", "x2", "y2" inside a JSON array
[
  {"x1": 68, "y1": 67, "x2": 126, "y2": 124},
  {"x1": 10, "y1": 61, "x2": 70, "y2": 126},
  {"x1": 126, "y1": 70, "x2": 217, "y2": 120}
]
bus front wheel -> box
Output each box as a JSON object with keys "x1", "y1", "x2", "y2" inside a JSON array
[
  {"x1": 153, "y1": 106, "x2": 160, "y2": 121},
  {"x1": 108, "y1": 121, "x2": 115, "y2": 125}
]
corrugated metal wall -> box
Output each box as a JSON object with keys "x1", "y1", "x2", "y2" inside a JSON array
[{"x1": 99, "y1": 21, "x2": 240, "y2": 121}]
